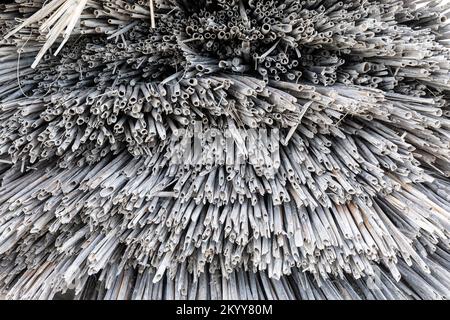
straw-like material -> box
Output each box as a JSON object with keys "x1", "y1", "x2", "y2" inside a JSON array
[{"x1": 0, "y1": 0, "x2": 449, "y2": 300}]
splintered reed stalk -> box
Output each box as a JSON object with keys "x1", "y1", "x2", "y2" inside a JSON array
[{"x1": 0, "y1": 0, "x2": 449, "y2": 300}]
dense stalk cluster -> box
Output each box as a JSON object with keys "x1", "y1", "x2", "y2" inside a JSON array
[{"x1": 0, "y1": 0, "x2": 449, "y2": 299}]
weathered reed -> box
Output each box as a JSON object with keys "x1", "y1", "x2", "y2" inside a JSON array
[{"x1": 0, "y1": 0, "x2": 449, "y2": 300}]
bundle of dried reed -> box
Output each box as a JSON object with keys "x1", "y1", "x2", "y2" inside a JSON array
[{"x1": 0, "y1": 0, "x2": 449, "y2": 300}]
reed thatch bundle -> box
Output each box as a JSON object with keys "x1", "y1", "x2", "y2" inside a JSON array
[{"x1": 0, "y1": 0, "x2": 449, "y2": 300}]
